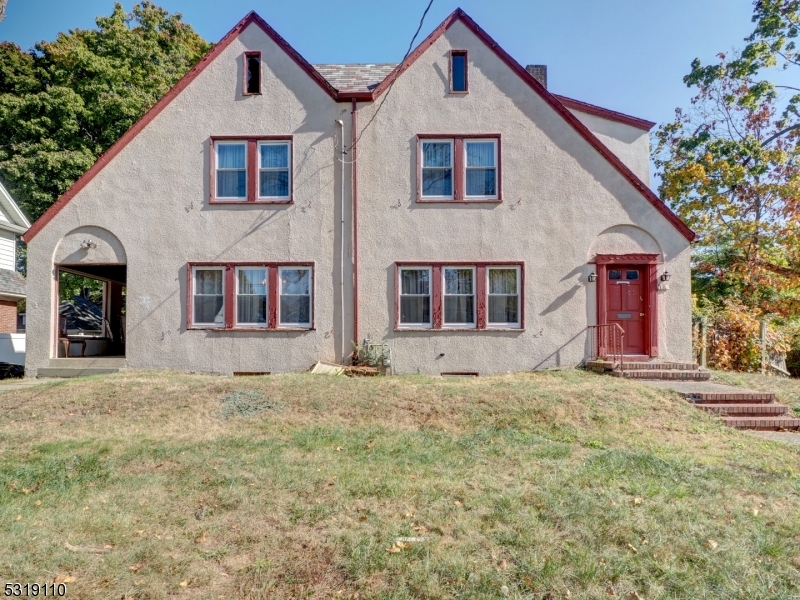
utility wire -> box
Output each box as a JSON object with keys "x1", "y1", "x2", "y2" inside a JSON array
[{"x1": 345, "y1": 0, "x2": 435, "y2": 152}]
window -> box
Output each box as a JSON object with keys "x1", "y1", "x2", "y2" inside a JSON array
[
  {"x1": 244, "y1": 51, "x2": 261, "y2": 95},
  {"x1": 399, "y1": 268, "x2": 432, "y2": 328},
  {"x1": 443, "y1": 267, "x2": 475, "y2": 327},
  {"x1": 236, "y1": 267, "x2": 267, "y2": 326},
  {"x1": 487, "y1": 267, "x2": 520, "y2": 328},
  {"x1": 421, "y1": 140, "x2": 453, "y2": 199},
  {"x1": 188, "y1": 262, "x2": 312, "y2": 330},
  {"x1": 259, "y1": 142, "x2": 290, "y2": 199},
  {"x1": 395, "y1": 262, "x2": 523, "y2": 330},
  {"x1": 450, "y1": 50, "x2": 468, "y2": 93},
  {"x1": 465, "y1": 140, "x2": 497, "y2": 198},
  {"x1": 279, "y1": 267, "x2": 312, "y2": 327},
  {"x1": 193, "y1": 267, "x2": 225, "y2": 327},
  {"x1": 210, "y1": 137, "x2": 292, "y2": 203},
  {"x1": 417, "y1": 135, "x2": 500, "y2": 202},
  {"x1": 215, "y1": 142, "x2": 247, "y2": 199}
]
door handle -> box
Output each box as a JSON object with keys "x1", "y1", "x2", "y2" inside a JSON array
[{"x1": 640, "y1": 313, "x2": 644, "y2": 317}]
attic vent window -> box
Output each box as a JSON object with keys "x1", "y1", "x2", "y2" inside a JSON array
[
  {"x1": 244, "y1": 51, "x2": 261, "y2": 95},
  {"x1": 450, "y1": 50, "x2": 468, "y2": 93}
]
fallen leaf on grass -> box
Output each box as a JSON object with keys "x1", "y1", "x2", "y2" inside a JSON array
[
  {"x1": 386, "y1": 541, "x2": 410, "y2": 554},
  {"x1": 34, "y1": 500, "x2": 42, "y2": 506},
  {"x1": 454, "y1": 500, "x2": 463, "y2": 507},
  {"x1": 129, "y1": 564, "x2": 141, "y2": 572},
  {"x1": 179, "y1": 580, "x2": 189, "y2": 587},
  {"x1": 627, "y1": 543, "x2": 638, "y2": 553},
  {"x1": 633, "y1": 497, "x2": 643, "y2": 505},
  {"x1": 16, "y1": 514, "x2": 21, "y2": 521},
  {"x1": 706, "y1": 539, "x2": 718, "y2": 550},
  {"x1": 64, "y1": 541, "x2": 113, "y2": 554},
  {"x1": 752, "y1": 508, "x2": 760, "y2": 516},
  {"x1": 53, "y1": 575, "x2": 76, "y2": 584},
  {"x1": 195, "y1": 532, "x2": 206, "y2": 544}
]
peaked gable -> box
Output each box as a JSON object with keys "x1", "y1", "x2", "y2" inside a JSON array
[
  {"x1": 0, "y1": 181, "x2": 31, "y2": 234},
  {"x1": 365, "y1": 8, "x2": 694, "y2": 242},
  {"x1": 22, "y1": 12, "x2": 338, "y2": 244}
]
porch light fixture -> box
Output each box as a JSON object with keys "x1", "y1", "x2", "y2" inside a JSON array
[
  {"x1": 587, "y1": 272, "x2": 597, "y2": 282},
  {"x1": 660, "y1": 271, "x2": 671, "y2": 282},
  {"x1": 80, "y1": 239, "x2": 97, "y2": 250}
]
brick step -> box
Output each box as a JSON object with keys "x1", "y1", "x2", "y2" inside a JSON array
[
  {"x1": 689, "y1": 392, "x2": 775, "y2": 404},
  {"x1": 621, "y1": 361, "x2": 699, "y2": 371},
  {"x1": 620, "y1": 369, "x2": 711, "y2": 381},
  {"x1": 721, "y1": 416, "x2": 800, "y2": 431},
  {"x1": 696, "y1": 403, "x2": 789, "y2": 417}
]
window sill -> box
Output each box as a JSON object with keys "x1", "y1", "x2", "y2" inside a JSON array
[
  {"x1": 416, "y1": 198, "x2": 502, "y2": 204},
  {"x1": 209, "y1": 199, "x2": 293, "y2": 205},
  {"x1": 394, "y1": 327, "x2": 524, "y2": 333},
  {"x1": 189, "y1": 327, "x2": 314, "y2": 332}
]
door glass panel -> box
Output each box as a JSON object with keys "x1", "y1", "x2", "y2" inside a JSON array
[
  {"x1": 616, "y1": 313, "x2": 632, "y2": 319},
  {"x1": 608, "y1": 270, "x2": 621, "y2": 280},
  {"x1": 626, "y1": 270, "x2": 639, "y2": 280}
]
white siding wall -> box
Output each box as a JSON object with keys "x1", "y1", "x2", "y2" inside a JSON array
[{"x1": 0, "y1": 230, "x2": 16, "y2": 271}]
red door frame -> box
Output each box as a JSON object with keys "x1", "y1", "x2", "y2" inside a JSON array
[{"x1": 594, "y1": 253, "x2": 660, "y2": 358}]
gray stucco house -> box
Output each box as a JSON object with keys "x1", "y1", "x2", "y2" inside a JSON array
[{"x1": 22, "y1": 9, "x2": 695, "y2": 377}]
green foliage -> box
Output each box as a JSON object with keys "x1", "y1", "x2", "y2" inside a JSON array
[
  {"x1": 0, "y1": 2, "x2": 211, "y2": 222},
  {"x1": 58, "y1": 271, "x2": 103, "y2": 303}
]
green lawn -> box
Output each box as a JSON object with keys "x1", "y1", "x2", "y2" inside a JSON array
[{"x1": 1, "y1": 369, "x2": 799, "y2": 599}]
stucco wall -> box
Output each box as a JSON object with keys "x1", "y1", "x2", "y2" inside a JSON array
[
  {"x1": 353, "y1": 20, "x2": 691, "y2": 375},
  {"x1": 567, "y1": 110, "x2": 651, "y2": 185},
  {"x1": 25, "y1": 23, "x2": 353, "y2": 376}
]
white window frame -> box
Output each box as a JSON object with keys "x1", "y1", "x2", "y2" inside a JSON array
[
  {"x1": 234, "y1": 266, "x2": 268, "y2": 328},
  {"x1": 420, "y1": 139, "x2": 455, "y2": 200},
  {"x1": 464, "y1": 139, "x2": 498, "y2": 200},
  {"x1": 257, "y1": 141, "x2": 292, "y2": 201},
  {"x1": 442, "y1": 266, "x2": 476, "y2": 329},
  {"x1": 278, "y1": 266, "x2": 313, "y2": 329},
  {"x1": 486, "y1": 266, "x2": 521, "y2": 329},
  {"x1": 398, "y1": 267, "x2": 433, "y2": 329},
  {"x1": 192, "y1": 266, "x2": 225, "y2": 328},
  {"x1": 215, "y1": 141, "x2": 248, "y2": 201}
]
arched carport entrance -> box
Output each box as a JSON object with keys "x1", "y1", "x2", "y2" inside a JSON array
[{"x1": 52, "y1": 226, "x2": 127, "y2": 359}]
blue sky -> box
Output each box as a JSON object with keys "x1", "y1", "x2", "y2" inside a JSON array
[{"x1": 0, "y1": 0, "x2": 761, "y2": 184}]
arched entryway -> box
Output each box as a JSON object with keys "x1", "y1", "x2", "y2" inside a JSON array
[{"x1": 52, "y1": 226, "x2": 127, "y2": 359}]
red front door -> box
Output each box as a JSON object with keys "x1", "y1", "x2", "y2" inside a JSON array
[{"x1": 605, "y1": 266, "x2": 646, "y2": 355}]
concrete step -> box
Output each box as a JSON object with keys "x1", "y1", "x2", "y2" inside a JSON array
[
  {"x1": 721, "y1": 416, "x2": 800, "y2": 431},
  {"x1": 620, "y1": 369, "x2": 711, "y2": 381},
  {"x1": 697, "y1": 403, "x2": 789, "y2": 417},
  {"x1": 689, "y1": 391, "x2": 776, "y2": 404},
  {"x1": 49, "y1": 357, "x2": 126, "y2": 369},
  {"x1": 37, "y1": 367, "x2": 124, "y2": 378}
]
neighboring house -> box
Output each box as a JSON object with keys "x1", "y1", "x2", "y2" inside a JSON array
[
  {"x1": 0, "y1": 181, "x2": 30, "y2": 366},
  {"x1": 22, "y1": 9, "x2": 695, "y2": 376}
]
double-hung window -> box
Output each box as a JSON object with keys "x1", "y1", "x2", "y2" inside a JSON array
[
  {"x1": 417, "y1": 135, "x2": 500, "y2": 202},
  {"x1": 193, "y1": 267, "x2": 225, "y2": 327},
  {"x1": 399, "y1": 267, "x2": 432, "y2": 328},
  {"x1": 443, "y1": 267, "x2": 475, "y2": 327},
  {"x1": 279, "y1": 267, "x2": 312, "y2": 328},
  {"x1": 211, "y1": 136, "x2": 292, "y2": 203},
  {"x1": 189, "y1": 262, "x2": 313, "y2": 330},
  {"x1": 396, "y1": 262, "x2": 523, "y2": 330}
]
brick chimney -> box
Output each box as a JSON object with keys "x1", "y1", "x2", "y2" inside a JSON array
[{"x1": 525, "y1": 65, "x2": 547, "y2": 89}]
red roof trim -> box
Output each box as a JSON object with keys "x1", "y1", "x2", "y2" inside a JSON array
[
  {"x1": 554, "y1": 95, "x2": 656, "y2": 131},
  {"x1": 367, "y1": 8, "x2": 694, "y2": 242},
  {"x1": 22, "y1": 11, "x2": 338, "y2": 243}
]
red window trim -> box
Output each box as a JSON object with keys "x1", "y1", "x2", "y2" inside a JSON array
[
  {"x1": 186, "y1": 261, "x2": 314, "y2": 331},
  {"x1": 243, "y1": 51, "x2": 262, "y2": 96},
  {"x1": 449, "y1": 49, "x2": 468, "y2": 94},
  {"x1": 394, "y1": 261, "x2": 524, "y2": 331},
  {"x1": 416, "y1": 134, "x2": 502, "y2": 203},
  {"x1": 209, "y1": 136, "x2": 293, "y2": 204}
]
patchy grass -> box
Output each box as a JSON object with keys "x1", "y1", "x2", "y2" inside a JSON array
[
  {"x1": 1, "y1": 369, "x2": 799, "y2": 599},
  {"x1": 710, "y1": 369, "x2": 800, "y2": 413}
]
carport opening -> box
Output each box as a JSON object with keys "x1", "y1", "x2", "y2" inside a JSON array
[{"x1": 57, "y1": 264, "x2": 126, "y2": 358}]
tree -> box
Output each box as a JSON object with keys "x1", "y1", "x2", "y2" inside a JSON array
[
  {"x1": 654, "y1": 1, "x2": 800, "y2": 317},
  {"x1": 0, "y1": 2, "x2": 211, "y2": 222}
]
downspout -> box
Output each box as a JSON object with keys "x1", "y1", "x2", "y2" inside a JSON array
[
  {"x1": 336, "y1": 119, "x2": 346, "y2": 363},
  {"x1": 351, "y1": 99, "x2": 359, "y2": 355}
]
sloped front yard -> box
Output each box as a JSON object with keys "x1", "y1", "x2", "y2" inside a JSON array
[{"x1": 1, "y1": 370, "x2": 799, "y2": 599}]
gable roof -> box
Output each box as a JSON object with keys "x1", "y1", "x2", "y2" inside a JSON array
[
  {"x1": 22, "y1": 8, "x2": 694, "y2": 244},
  {"x1": 0, "y1": 181, "x2": 31, "y2": 235},
  {"x1": 554, "y1": 95, "x2": 656, "y2": 132},
  {"x1": 22, "y1": 11, "x2": 339, "y2": 244},
  {"x1": 362, "y1": 8, "x2": 694, "y2": 242}
]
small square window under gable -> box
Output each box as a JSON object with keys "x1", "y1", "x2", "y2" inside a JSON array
[
  {"x1": 243, "y1": 51, "x2": 262, "y2": 95},
  {"x1": 450, "y1": 50, "x2": 468, "y2": 93}
]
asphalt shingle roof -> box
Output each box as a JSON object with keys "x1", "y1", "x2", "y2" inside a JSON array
[
  {"x1": 0, "y1": 268, "x2": 25, "y2": 296},
  {"x1": 313, "y1": 64, "x2": 398, "y2": 94}
]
